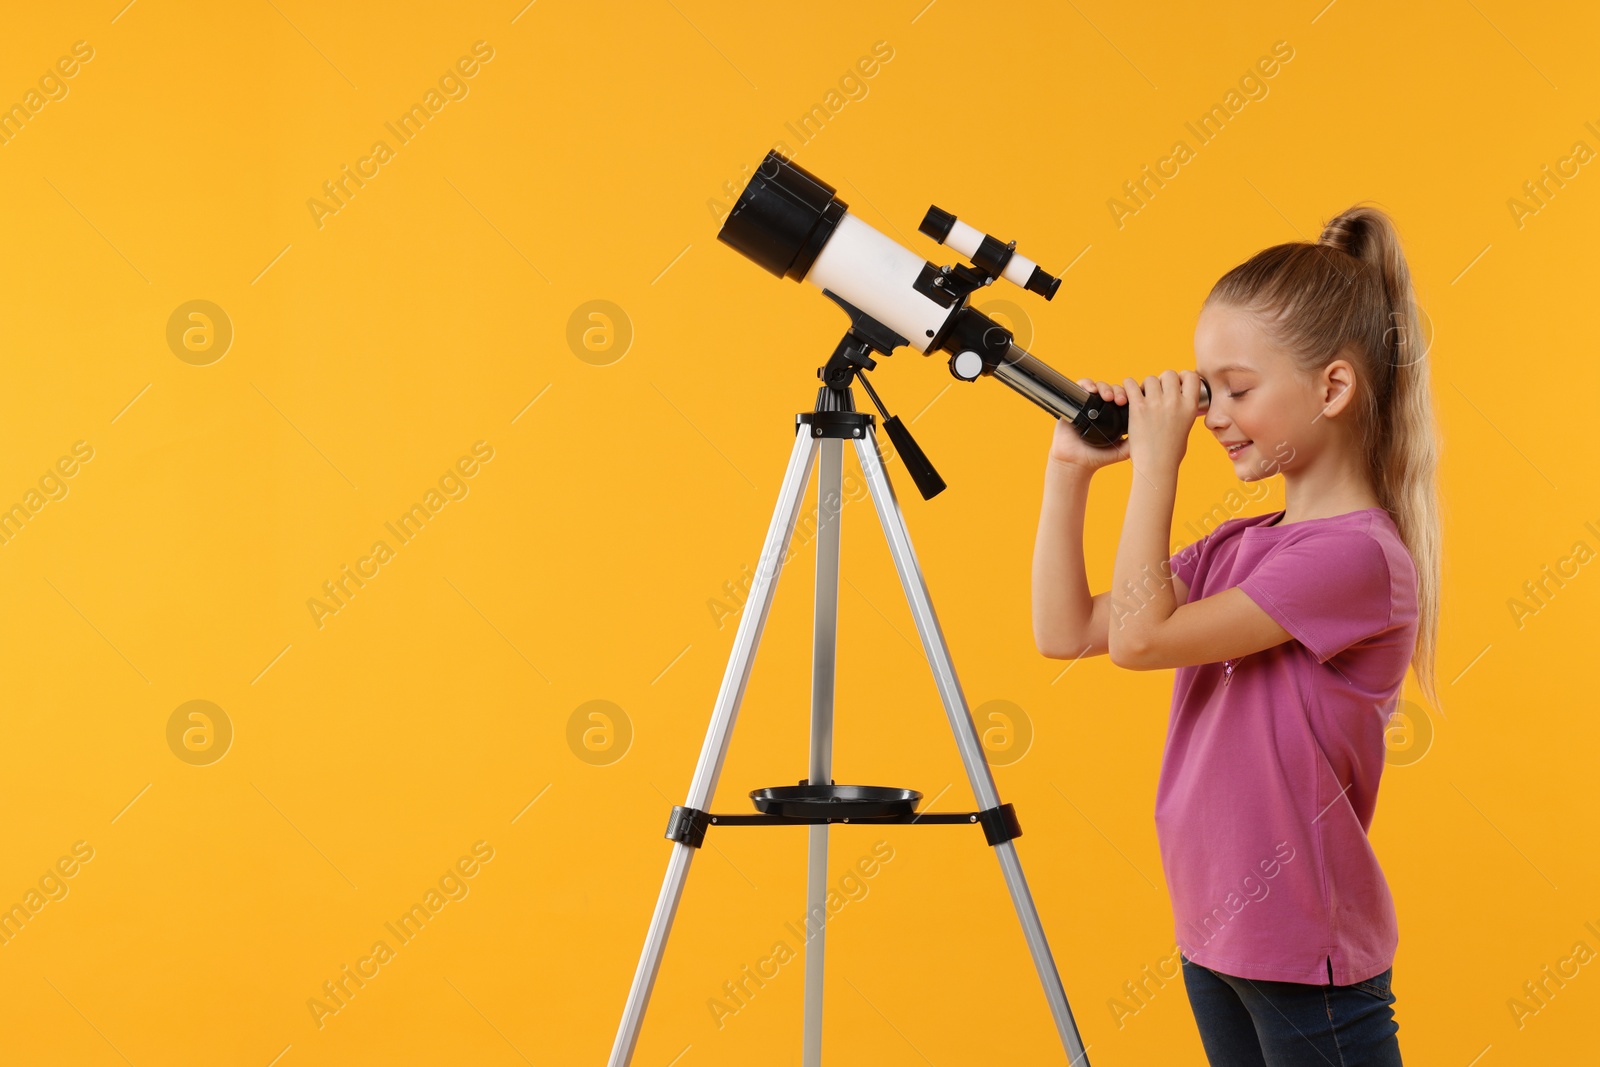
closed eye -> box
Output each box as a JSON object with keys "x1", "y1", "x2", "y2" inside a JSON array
[{"x1": 1228, "y1": 390, "x2": 1250, "y2": 399}]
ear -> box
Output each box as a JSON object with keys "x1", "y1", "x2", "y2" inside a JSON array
[{"x1": 1317, "y1": 354, "x2": 1360, "y2": 419}]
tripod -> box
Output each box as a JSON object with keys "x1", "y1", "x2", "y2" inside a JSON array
[{"x1": 607, "y1": 311, "x2": 1091, "y2": 1066}]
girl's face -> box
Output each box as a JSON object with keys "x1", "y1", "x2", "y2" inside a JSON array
[{"x1": 1193, "y1": 302, "x2": 1326, "y2": 482}]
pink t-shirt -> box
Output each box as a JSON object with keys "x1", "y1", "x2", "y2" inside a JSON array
[{"x1": 1156, "y1": 506, "x2": 1418, "y2": 986}]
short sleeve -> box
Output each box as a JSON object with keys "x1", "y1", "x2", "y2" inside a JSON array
[
  {"x1": 1237, "y1": 529, "x2": 1394, "y2": 663},
  {"x1": 1169, "y1": 532, "x2": 1210, "y2": 589}
]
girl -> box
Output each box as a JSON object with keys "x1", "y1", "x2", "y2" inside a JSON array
[{"x1": 1032, "y1": 204, "x2": 1441, "y2": 1066}]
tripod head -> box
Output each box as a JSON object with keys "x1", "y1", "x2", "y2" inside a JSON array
[{"x1": 813, "y1": 290, "x2": 946, "y2": 500}]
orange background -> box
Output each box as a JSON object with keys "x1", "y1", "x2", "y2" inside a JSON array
[{"x1": 0, "y1": 1, "x2": 1595, "y2": 1063}]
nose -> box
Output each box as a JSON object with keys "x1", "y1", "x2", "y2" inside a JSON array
[{"x1": 1204, "y1": 399, "x2": 1229, "y2": 434}]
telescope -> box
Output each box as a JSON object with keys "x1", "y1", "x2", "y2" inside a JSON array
[
  {"x1": 610, "y1": 152, "x2": 1148, "y2": 1067},
  {"x1": 718, "y1": 150, "x2": 1210, "y2": 493}
]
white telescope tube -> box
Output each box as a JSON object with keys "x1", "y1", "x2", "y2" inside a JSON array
[{"x1": 801, "y1": 212, "x2": 950, "y2": 354}]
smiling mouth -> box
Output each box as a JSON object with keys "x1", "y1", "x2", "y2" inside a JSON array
[{"x1": 1225, "y1": 441, "x2": 1253, "y2": 458}]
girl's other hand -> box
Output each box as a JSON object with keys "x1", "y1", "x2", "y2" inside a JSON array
[{"x1": 1049, "y1": 378, "x2": 1131, "y2": 471}]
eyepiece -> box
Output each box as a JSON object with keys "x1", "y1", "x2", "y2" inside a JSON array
[{"x1": 1024, "y1": 265, "x2": 1061, "y2": 300}]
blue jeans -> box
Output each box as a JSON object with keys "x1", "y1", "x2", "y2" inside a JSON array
[{"x1": 1181, "y1": 954, "x2": 1403, "y2": 1066}]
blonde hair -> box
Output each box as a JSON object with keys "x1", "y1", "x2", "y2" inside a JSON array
[{"x1": 1204, "y1": 204, "x2": 1443, "y2": 713}]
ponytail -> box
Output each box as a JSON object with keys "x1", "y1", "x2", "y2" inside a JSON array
[{"x1": 1206, "y1": 204, "x2": 1444, "y2": 713}]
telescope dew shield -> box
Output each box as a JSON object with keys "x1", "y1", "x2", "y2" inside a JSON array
[{"x1": 716, "y1": 152, "x2": 846, "y2": 282}]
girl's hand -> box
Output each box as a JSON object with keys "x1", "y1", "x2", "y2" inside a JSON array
[
  {"x1": 1049, "y1": 378, "x2": 1131, "y2": 471},
  {"x1": 1125, "y1": 369, "x2": 1204, "y2": 471}
]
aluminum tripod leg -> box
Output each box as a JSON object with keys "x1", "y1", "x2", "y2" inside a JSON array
[
  {"x1": 853, "y1": 431, "x2": 1092, "y2": 1066},
  {"x1": 802, "y1": 436, "x2": 843, "y2": 1067},
  {"x1": 607, "y1": 425, "x2": 820, "y2": 1067}
]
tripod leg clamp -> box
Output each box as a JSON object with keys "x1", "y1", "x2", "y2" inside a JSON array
[
  {"x1": 977, "y1": 803, "x2": 1023, "y2": 846},
  {"x1": 665, "y1": 805, "x2": 711, "y2": 849}
]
